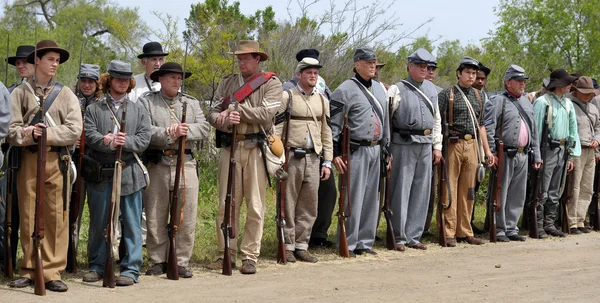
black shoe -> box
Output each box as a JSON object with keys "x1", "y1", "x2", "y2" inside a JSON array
[
  {"x1": 545, "y1": 228, "x2": 566, "y2": 237},
  {"x1": 508, "y1": 234, "x2": 526, "y2": 242},
  {"x1": 578, "y1": 227, "x2": 592, "y2": 234},
  {"x1": 309, "y1": 238, "x2": 334, "y2": 248},
  {"x1": 45, "y1": 280, "x2": 68, "y2": 292},
  {"x1": 354, "y1": 249, "x2": 377, "y2": 256},
  {"x1": 537, "y1": 230, "x2": 548, "y2": 239},
  {"x1": 570, "y1": 228, "x2": 582, "y2": 235},
  {"x1": 8, "y1": 277, "x2": 33, "y2": 288},
  {"x1": 145, "y1": 262, "x2": 167, "y2": 276},
  {"x1": 178, "y1": 266, "x2": 193, "y2": 278},
  {"x1": 497, "y1": 235, "x2": 510, "y2": 242}
]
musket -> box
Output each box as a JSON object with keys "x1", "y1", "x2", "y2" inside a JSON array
[
  {"x1": 592, "y1": 165, "x2": 600, "y2": 231},
  {"x1": 103, "y1": 103, "x2": 127, "y2": 288},
  {"x1": 4, "y1": 33, "x2": 8, "y2": 85},
  {"x1": 530, "y1": 106, "x2": 550, "y2": 239},
  {"x1": 66, "y1": 36, "x2": 86, "y2": 274},
  {"x1": 558, "y1": 145, "x2": 573, "y2": 234},
  {"x1": 221, "y1": 45, "x2": 237, "y2": 275},
  {"x1": 337, "y1": 114, "x2": 351, "y2": 257},
  {"x1": 181, "y1": 40, "x2": 188, "y2": 93},
  {"x1": 166, "y1": 101, "x2": 187, "y2": 280},
  {"x1": 490, "y1": 99, "x2": 507, "y2": 243},
  {"x1": 275, "y1": 93, "x2": 292, "y2": 264},
  {"x1": 437, "y1": 112, "x2": 451, "y2": 247},
  {"x1": 381, "y1": 97, "x2": 395, "y2": 250},
  {"x1": 3, "y1": 148, "x2": 15, "y2": 278},
  {"x1": 31, "y1": 28, "x2": 46, "y2": 296}
]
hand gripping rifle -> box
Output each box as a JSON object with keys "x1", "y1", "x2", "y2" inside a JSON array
[
  {"x1": 437, "y1": 112, "x2": 452, "y2": 247},
  {"x1": 221, "y1": 45, "x2": 237, "y2": 275},
  {"x1": 103, "y1": 103, "x2": 127, "y2": 288},
  {"x1": 66, "y1": 37, "x2": 86, "y2": 274},
  {"x1": 381, "y1": 97, "x2": 395, "y2": 250},
  {"x1": 337, "y1": 114, "x2": 352, "y2": 257},
  {"x1": 166, "y1": 101, "x2": 187, "y2": 280},
  {"x1": 490, "y1": 99, "x2": 507, "y2": 243},
  {"x1": 276, "y1": 94, "x2": 292, "y2": 264}
]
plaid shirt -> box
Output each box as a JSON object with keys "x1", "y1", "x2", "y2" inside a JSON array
[{"x1": 438, "y1": 84, "x2": 484, "y2": 135}]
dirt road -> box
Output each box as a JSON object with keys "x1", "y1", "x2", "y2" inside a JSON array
[{"x1": 2, "y1": 232, "x2": 599, "y2": 302}]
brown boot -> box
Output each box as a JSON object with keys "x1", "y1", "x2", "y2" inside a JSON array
[
  {"x1": 285, "y1": 250, "x2": 296, "y2": 263},
  {"x1": 445, "y1": 238, "x2": 457, "y2": 247},
  {"x1": 294, "y1": 250, "x2": 318, "y2": 263},
  {"x1": 205, "y1": 258, "x2": 237, "y2": 270},
  {"x1": 457, "y1": 236, "x2": 484, "y2": 245},
  {"x1": 239, "y1": 259, "x2": 256, "y2": 275}
]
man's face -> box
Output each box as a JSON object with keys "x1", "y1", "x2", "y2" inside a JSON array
[
  {"x1": 426, "y1": 66, "x2": 437, "y2": 81},
  {"x1": 506, "y1": 78, "x2": 527, "y2": 96},
  {"x1": 159, "y1": 72, "x2": 182, "y2": 98},
  {"x1": 556, "y1": 84, "x2": 573, "y2": 95},
  {"x1": 457, "y1": 67, "x2": 477, "y2": 87},
  {"x1": 408, "y1": 63, "x2": 428, "y2": 82},
  {"x1": 297, "y1": 68, "x2": 319, "y2": 89},
  {"x1": 237, "y1": 54, "x2": 260, "y2": 77},
  {"x1": 79, "y1": 77, "x2": 97, "y2": 97},
  {"x1": 35, "y1": 51, "x2": 60, "y2": 78},
  {"x1": 15, "y1": 58, "x2": 34, "y2": 79},
  {"x1": 575, "y1": 91, "x2": 596, "y2": 103},
  {"x1": 354, "y1": 59, "x2": 377, "y2": 79},
  {"x1": 141, "y1": 56, "x2": 165, "y2": 76},
  {"x1": 473, "y1": 71, "x2": 488, "y2": 90},
  {"x1": 110, "y1": 77, "x2": 130, "y2": 95}
]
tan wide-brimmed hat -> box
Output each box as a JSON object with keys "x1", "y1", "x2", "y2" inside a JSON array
[
  {"x1": 228, "y1": 40, "x2": 268, "y2": 62},
  {"x1": 573, "y1": 76, "x2": 600, "y2": 96},
  {"x1": 26, "y1": 40, "x2": 70, "y2": 64}
]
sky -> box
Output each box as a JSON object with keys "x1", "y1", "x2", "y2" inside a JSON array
[{"x1": 125, "y1": 0, "x2": 501, "y2": 49}]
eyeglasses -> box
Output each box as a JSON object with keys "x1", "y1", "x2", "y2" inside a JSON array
[{"x1": 237, "y1": 57, "x2": 255, "y2": 63}]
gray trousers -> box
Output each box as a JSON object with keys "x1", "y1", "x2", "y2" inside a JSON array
[
  {"x1": 539, "y1": 145, "x2": 567, "y2": 229},
  {"x1": 494, "y1": 152, "x2": 528, "y2": 236},
  {"x1": 389, "y1": 143, "x2": 432, "y2": 245},
  {"x1": 337, "y1": 145, "x2": 380, "y2": 251}
]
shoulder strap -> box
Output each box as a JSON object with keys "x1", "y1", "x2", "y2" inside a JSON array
[
  {"x1": 449, "y1": 87, "x2": 454, "y2": 127},
  {"x1": 510, "y1": 95, "x2": 534, "y2": 135},
  {"x1": 220, "y1": 72, "x2": 276, "y2": 111},
  {"x1": 474, "y1": 89, "x2": 483, "y2": 121},
  {"x1": 544, "y1": 95, "x2": 553, "y2": 129},
  {"x1": 399, "y1": 80, "x2": 435, "y2": 116},
  {"x1": 350, "y1": 78, "x2": 384, "y2": 123},
  {"x1": 29, "y1": 82, "x2": 65, "y2": 126}
]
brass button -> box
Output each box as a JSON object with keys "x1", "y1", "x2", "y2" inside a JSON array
[
  {"x1": 464, "y1": 134, "x2": 472, "y2": 140},
  {"x1": 424, "y1": 129, "x2": 432, "y2": 135}
]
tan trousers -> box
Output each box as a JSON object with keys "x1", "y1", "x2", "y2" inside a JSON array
[
  {"x1": 280, "y1": 153, "x2": 319, "y2": 251},
  {"x1": 216, "y1": 143, "x2": 267, "y2": 263},
  {"x1": 143, "y1": 159, "x2": 198, "y2": 267},
  {"x1": 443, "y1": 139, "x2": 478, "y2": 238},
  {"x1": 567, "y1": 147, "x2": 595, "y2": 228},
  {"x1": 18, "y1": 150, "x2": 67, "y2": 282}
]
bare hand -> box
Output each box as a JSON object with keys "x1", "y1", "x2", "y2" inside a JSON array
[
  {"x1": 103, "y1": 133, "x2": 115, "y2": 146},
  {"x1": 76, "y1": 137, "x2": 81, "y2": 149},
  {"x1": 228, "y1": 110, "x2": 241, "y2": 125},
  {"x1": 167, "y1": 123, "x2": 189, "y2": 138},
  {"x1": 112, "y1": 132, "x2": 126, "y2": 147},
  {"x1": 333, "y1": 156, "x2": 346, "y2": 174},
  {"x1": 533, "y1": 162, "x2": 542, "y2": 170},
  {"x1": 320, "y1": 166, "x2": 331, "y2": 181},
  {"x1": 32, "y1": 123, "x2": 46, "y2": 139},
  {"x1": 387, "y1": 154, "x2": 393, "y2": 171},
  {"x1": 486, "y1": 152, "x2": 495, "y2": 168},
  {"x1": 432, "y1": 150, "x2": 442, "y2": 165},
  {"x1": 567, "y1": 160, "x2": 574, "y2": 172},
  {"x1": 591, "y1": 140, "x2": 599, "y2": 149}
]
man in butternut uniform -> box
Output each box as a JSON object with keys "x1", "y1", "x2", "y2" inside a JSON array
[
  {"x1": 7, "y1": 40, "x2": 82, "y2": 292},
  {"x1": 276, "y1": 58, "x2": 332, "y2": 263},
  {"x1": 206, "y1": 40, "x2": 282, "y2": 274},
  {"x1": 140, "y1": 62, "x2": 210, "y2": 278}
]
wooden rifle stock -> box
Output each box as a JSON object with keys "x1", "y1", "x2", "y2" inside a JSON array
[
  {"x1": 3, "y1": 157, "x2": 14, "y2": 278},
  {"x1": 437, "y1": 113, "x2": 451, "y2": 247},
  {"x1": 381, "y1": 96, "x2": 395, "y2": 250},
  {"x1": 276, "y1": 99, "x2": 292, "y2": 264},
  {"x1": 337, "y1": 115, "x2": 351, "y2": 257},
  {"x1": 33, "y1": 94, "x2": 47, "y2": 296},
  {"x1": 490, "y1": 142, "x2": 504, "y2": 243},
  {"x1": 222, "y1": 122, "x2": 237, "y2": 276},
  {"x1": 559, "y1": 160, "x2": 573, "y2": 234},
  {"x1": 103, "y1": 105, "x2": 127, "y2": 288},
  {"x1": 166, "y1": 101, "x2": 187, "y2": 280}
]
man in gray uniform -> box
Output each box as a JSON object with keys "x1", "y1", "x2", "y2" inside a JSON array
[
  {"x1": 387, "y1": 48, "x2": 441, "y2": 251},
  {"x1": 483, "y1": 65, "x2": 542, "y2": 242},
  {"x1": 330, "y1": 48, "x2": 389, "y2": 257}
]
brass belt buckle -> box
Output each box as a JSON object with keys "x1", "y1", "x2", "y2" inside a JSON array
[
  {"x1": 464, "y1": 134, "x2": 472, "y2": 140},
  {"x1": 370, "y1": 141, "x2": 378, "y2": 146},
  {"x1": 423, "y1": 129, "x2": 432, "y2": 136},
  {"x1": 517, "y1": 146, "x2": 525, "y2": 153},
  {"x1": 559, "y1": 139, "x2": 566, "y2": 145},
  {"x1": 46, "y1": 146, "x2": 52, "y2": 152},
  {"x1": 235, "y1": 134, "x2": 246, "y2": 141}
]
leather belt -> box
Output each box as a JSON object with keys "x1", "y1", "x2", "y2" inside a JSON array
[
  {"x1": 393, "y1": 128, "x2": 432, "y2": 136},
  {"x1": 582, "y1": 145, "x2": 596, "y2": 149},
  {"x1": 504, "y1": 146, "x2": 530, "y2": 153},
  {"x1": 350, "y1": 139, "x2": 381, "y2": 147},
  {"x1": 26, "y1": 145, "x2": 62, "y2": 153},
  {"x1": 161, "y1": 149, "x2": 193, "y2": 157},
  {"x1": 449, "y1": 131, "x2": 473, "y2": 140},
  {"x1": 234, "y1": 133, "x2": 265, "y2": 142},
  {"x1": 290, "y1": 147, "x2": 316, "y2": 154},
  {"x1": 291, "y1": 116, "x2": 321, "y2": 121}
]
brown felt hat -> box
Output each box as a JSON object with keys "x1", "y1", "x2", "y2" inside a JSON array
[
  {"x1": 573, "y1": 76, "x2": 600, "y2": 96},
  {"x1": 26, "y1": 40, "x2": 70, "y2": 64},
  {"x1": 228, "y1": 40, "x2": 268, "y2": 62}
]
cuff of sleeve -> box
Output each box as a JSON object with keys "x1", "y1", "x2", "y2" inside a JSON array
[
  {"x1": 322, "y1": 160, "x2": 332, "y2": 168},
  {"x1": 109, "y1": 142, "x2": 116, "y2": 151},
  {"x1": 433, "y1": 143, "x2": 442, "y2": 151}
]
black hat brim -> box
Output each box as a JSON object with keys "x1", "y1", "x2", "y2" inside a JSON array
[
  {"x1": 5, "y1": 57, "x2": 21, "y2": 66},
  {"x1": 26, "y1": 48, "x2": 70, "y2": 64},
  {"x1": 547, "y1": 75, "x2": 578, "y2": 90},
  {"x1": 150, "y1": 69, "x2": 192, "y2": 82},
  {"x1": 137, "y1": 51, "x2": 170, "y2": 59}
]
